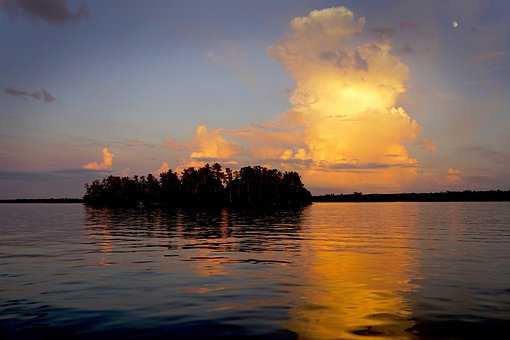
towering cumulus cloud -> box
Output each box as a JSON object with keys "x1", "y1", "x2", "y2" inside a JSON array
[
  {"x1": 271, "y1": 6, "x2": 420, "y2": 191},
  {"x1": 186, "y1": 6, "x2": 422, "y2": 192}
]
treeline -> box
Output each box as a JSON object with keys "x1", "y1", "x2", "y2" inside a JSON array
[
  {"x1": 84, "y1": 163, "x2": 312, "y2": 208},
  {"x1": 313, "y1": 190, "x2": 510, "y2": 202}
]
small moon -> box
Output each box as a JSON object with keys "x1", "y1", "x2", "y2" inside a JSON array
[{"x1": 452, "y1": 20, "x2": 460, "y2": 29}]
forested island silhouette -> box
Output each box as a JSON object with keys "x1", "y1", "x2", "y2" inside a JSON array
[
  {"x1": 1, "y1": 163, "x2": 509, "y2": 205},
  {"x1": 83, "y1": 163, "x2": 312, "y2": 208}
]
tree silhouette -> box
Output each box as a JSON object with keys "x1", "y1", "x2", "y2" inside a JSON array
[
  {"x1": 159, "y1": 170, "x2": 180, "y2": 205},
  {"x1": 84, "y1": 163, "x2": 312, "y2": 208}
]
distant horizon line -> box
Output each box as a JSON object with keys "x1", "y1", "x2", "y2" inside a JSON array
[{"x1": 1, "y1": 189, "x2": 510, "y2": 203}]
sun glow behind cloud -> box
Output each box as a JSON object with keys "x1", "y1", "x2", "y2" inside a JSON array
[{"x1": 269, "y1": 6, "x2": 421, "y2": 191}]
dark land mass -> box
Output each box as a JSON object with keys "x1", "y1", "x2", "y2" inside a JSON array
[
  {"x1": 313, "y1": 190, "x2": 510, "y2": 202},
  {"x1": 83, "y1": 163, "x2": 312, "y2": 208},
  {"x1": 3, "y1": 187, "x2": 510, "y2": 206}
]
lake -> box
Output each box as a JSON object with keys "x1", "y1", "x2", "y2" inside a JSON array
[{"x1": 1, "y1": 202, "x2": 510, "y2": 339}]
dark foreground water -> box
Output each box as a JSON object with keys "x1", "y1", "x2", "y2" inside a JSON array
[{"x1": 1, "y1": 203, "x2": 510, "y2": 339}]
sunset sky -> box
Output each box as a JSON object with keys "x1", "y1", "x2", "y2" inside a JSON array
[{"x1": 1, "y1": 0, "x2": 509, "y2": 198}]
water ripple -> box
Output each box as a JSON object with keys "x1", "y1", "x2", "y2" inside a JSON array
[{"x1": 1, "y1": 202, "x2": 510, "y2": 339}]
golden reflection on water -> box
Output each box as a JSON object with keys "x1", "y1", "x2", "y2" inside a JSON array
[
  {"x1": 287, "y1": 203, "x2": 419, "y2": 339},
  {"x1": 87, "y1": 212, "x2": 113, "y2": 266},
  {"x1": 83, "y1": 204, "x2": 424, "y2": 339},
  {"x1": 185, "y1": 208, "x2": 232, "y2": 277}
]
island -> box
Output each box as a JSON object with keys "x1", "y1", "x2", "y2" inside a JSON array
[
  {"x1": 83, "y1": 163, "x2": 312, "y2": 208},
  {"x1": 2, "y1": 188, "x2": 510, "y2": 205}
]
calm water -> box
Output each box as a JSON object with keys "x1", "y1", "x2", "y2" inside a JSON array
[{"x1": 1, "y1": 203, "x2": 510, "y2": 339}]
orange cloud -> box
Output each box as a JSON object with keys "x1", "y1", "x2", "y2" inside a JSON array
[
  {"x1": 83, "y1": 147, "x2": 113, "y2": 170},
  {"x1": 189, "y1": 125, "x2": 240, "y2": 161},
  {"x1": 270, "y1": 7, "x2": 419, "y2": 166},
  {"x1": 225, "y1": 113, "x2": 306, "y2": 161},
  {"x1": 185, "y1": 6, "x2": 427, "y2": 192},
  {"x1": 155, "y1": 161, "x2": 170, "y2": 175}
]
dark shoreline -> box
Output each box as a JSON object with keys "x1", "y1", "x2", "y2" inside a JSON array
[
  {"x1": 2, "y1": 190, "x2": 510, "y2": 203},
  {"x1": 313, "y1": 190, "x2": 510, "y2": 202}
]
